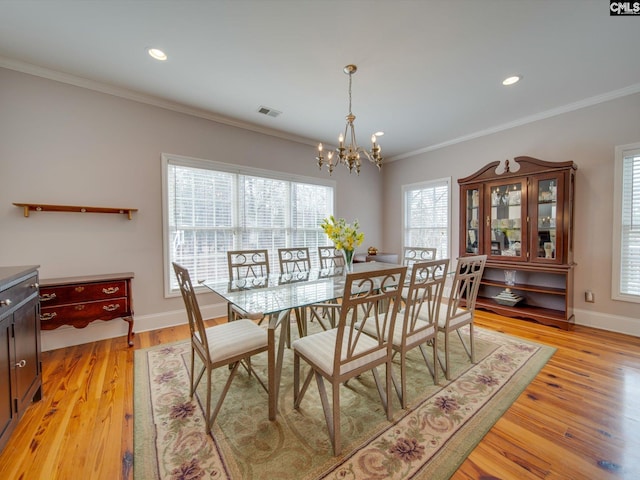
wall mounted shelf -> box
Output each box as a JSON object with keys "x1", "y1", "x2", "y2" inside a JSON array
[{"x1": 13, "y1": 203, "x2": 138, "y2": 220}]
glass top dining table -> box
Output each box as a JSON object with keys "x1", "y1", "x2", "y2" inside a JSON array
[{"x1": 202, "y1": 261, "x2": 406, "y2": 420}]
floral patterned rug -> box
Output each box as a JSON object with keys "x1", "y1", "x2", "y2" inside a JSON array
[{"x1": 134, "y1": 325, "x2": 554, "y2": 480}]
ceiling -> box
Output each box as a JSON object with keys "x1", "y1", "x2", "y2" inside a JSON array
[{"x1": 1, "y1": 1, "x2": 639, "y2": 161}]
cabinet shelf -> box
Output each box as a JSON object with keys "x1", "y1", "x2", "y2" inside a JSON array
[
  {"x1": 475, "y1": 297, "x2": 571, "y2": 329},
  {"x1": 481, "y1": 279, "x2": 566, "y2": 296},
  {"x1": 13, "y1": 203, "x2": 138, "y2": 220}
]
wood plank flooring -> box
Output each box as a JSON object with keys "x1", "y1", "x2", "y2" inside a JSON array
[{"x1": 0, "y1": 312, "x2": 638, "y2": 479}]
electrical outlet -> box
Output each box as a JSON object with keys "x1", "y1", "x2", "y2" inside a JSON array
[{"x1": 585, "y1": 290, "x2": 595, "y2": 303}]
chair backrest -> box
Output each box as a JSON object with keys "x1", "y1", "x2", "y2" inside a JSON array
[
  {"x1": 172, "y1": 262, "x2": 210, "y2": 360},
  {"x1": 333, "y1": 266, "x2": 407, "y2": 376},
  {"x1": 278, "y1": 247, "x2": 311, "y2": 273},
  {"x1": 227, "y1": 249, "x2": 270, "y2": 279},
  {"x1": 402, "y1": 247, "x2": 437, "y2": 267},
  {"x1": 402, "y1": 259, "x2": 449, "y2": 339},
  {"x1": 446, "y1": 255, "x2": 487, "y2": 321},
  {"x1": 318, "y1": 246, "x2": 345, "y2": 268}
]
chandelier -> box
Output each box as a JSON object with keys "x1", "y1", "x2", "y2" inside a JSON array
[{"x1": 316, "y1": 64, "x2": 382, "y2": 175}]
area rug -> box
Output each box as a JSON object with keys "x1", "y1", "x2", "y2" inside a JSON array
[{"x1": 134, "y1": 325, "x2": 554, "y2": 479}]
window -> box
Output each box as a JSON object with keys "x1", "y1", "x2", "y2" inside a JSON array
[
  {"x1": 402, "y1": 178, "x2": 450, "y2": 259},
  {"x1": 613, "y1": 143, "x2": 640, "y2": 302},
  {"x1": 162, "y1": 154, "x2": 335, "y2": 295}
]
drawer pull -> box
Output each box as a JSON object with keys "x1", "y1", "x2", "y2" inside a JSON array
[
  {"x1": 40, "y1": 312, "x2": 57, "y2": 321},
  {"x1": 103, "y1": 304, "x2": 120, "y2": 312},
  {"x1": 31, "y1": 283, "x2": 39, "y2": 289},
  {"x1": 40, "y1": 293, "x2": 57, "y2": 302},
  {"x1": 0, "y1": 299, "x2": 11, "y2": 307},
  {"x1": 75, "y1": 286, "x2": 85, "y2": 293},
  {"x1": 15, "y1": 360, "x2": 27, "y2": 368},
  {"x1": 74, "y1": 305, "x2": 86, "y2": 311},
  {"x1": 102, "y1": 287, "x2": 120, "y2": 295}
]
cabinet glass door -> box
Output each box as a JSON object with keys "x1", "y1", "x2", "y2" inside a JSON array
[
  {"x1": 488, "y1": 181, "x2": 526, "y2": 260},
  {"x1": 463, "y1": 186, "x2": 481, "y2": 254},
  {"x1": 533, "y1": 175, "x2": 562, "y2": 262}
]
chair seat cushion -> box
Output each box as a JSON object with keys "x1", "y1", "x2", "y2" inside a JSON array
[
  {"x1": 424, "y1": 304, "x2": 472, "y2": 330},
  {"x1": 292, "y1": 328, "x2": 386, "y2": 376},
  {"x1": 358, "y1": 312, "x2": 435, "y2": 347},
  {"x1": 199, "y1": 319, "x2": 267, "y2": 363}
]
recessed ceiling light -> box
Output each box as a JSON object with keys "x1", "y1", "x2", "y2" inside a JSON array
[
  {"x1": 374, "y1": 131, "x2": 384, "y2": 137},
  {"x1": 502, "y1": 75, "x2": 521, "y2": 86},
  {"x1": 148, "y1": 48, "x2": 167, "y2": 61}
]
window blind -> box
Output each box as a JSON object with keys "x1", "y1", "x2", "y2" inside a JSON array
[
  {"x1": 403, "y1": 178, "x2": 450, "y2": 259},
  {"x1": 620, "y1": 151, "x2": 640, "y2": 296},
  {"x1": 164, "y1": 155, "x2": 334, "y2": 294}
]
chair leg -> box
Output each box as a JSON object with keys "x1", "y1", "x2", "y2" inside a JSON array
[
  {"x1": 432, "y1": 335, "x2": 439, "y2": 385},
  {"x1": 314, "y1": 372, "x2": 338, "y2": 455},
  {"x1": 205, "y1": 364, "x2": 212, "y2": 434},
  {"x1": 207, "y1": 361, "x2": 241, "y2": 432},
  {"x1": 189, "y1": 347, "x2": 196, "y2": 397},
  {"x1": 418, "y1": 340, "x2": 438, "y2": 386},
  {"x1": 443, "y1": 330, "x2": 451, "y2": 380},
  {"x1": 470, "y1": 322, "x2": 475, "y2": 363},
  {"x1": 455, "y1": 324, "x2": 475, "y2": 363},
  {"x1": 390, "y1": 351, "x2": 405, "y2": 408},
  {"x1": 293, "y1": 357, "x2": 314, "y2": 409},
  {"x1": 371, "y1": 366, "x2": 390, "y2": 417}
]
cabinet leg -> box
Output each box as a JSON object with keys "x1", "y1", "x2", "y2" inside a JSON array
[{"x1": 123, "y1": 316, "x2": 134, "y2": 347}]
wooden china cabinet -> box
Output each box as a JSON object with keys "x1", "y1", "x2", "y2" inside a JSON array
[{"x1": 458, "y1": 156, "x2": 577, "y2": 330}]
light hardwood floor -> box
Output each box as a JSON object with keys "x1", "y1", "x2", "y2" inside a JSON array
[{"x1": 0, "y1": 312, "x2": 639, "y2": 479}]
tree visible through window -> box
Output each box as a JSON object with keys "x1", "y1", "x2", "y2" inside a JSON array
[
  {"x1": 403, "y1": 178, "x2": 450, "y2": 259},
  {"x1": 163, "y1": 154, "x2": 334, "y2": 295}
]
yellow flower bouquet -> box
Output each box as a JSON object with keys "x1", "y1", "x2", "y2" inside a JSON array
[{"x1": 320, "y1": 216, "x2": 365, "y2": 268}]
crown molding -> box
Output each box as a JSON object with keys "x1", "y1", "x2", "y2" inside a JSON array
[
  {"x1": 3, "y1": 55, "x2": 639, "y2": 164},
  {"x1": 389, "y1": 82, "x2": 640, "y2": 162}
]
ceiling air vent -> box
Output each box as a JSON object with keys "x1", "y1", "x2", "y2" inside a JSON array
[{"x1": 257, "y1": 106, "x2": 282, "y2": 118}]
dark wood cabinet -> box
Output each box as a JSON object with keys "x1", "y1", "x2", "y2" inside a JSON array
[
  {"x1": 0, "y1": 266, "x2": 42, "y2": 453},
  {"x1": 39, "y1": 273, "x2": 135, "y2": 346},
  {"x1": 458, "y1": 157, "x2": 577, "y2": 329}
]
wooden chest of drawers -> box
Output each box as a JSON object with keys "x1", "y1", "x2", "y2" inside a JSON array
[{"x1": 39, "y1": 273, "x2": 135, "y2": 346}]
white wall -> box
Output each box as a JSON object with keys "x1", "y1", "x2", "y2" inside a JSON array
[
  {"x1": 0, "y1": 67, "x2": 383, "y2": 350},
  {"x1": 383, "y1": 92, "x2": 640, "y2": 336},
  {"x1": 3, "y1": 66, "x2": 639, "y2": 346}
]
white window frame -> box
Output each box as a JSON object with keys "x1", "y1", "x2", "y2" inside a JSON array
[
  {"x1": 612, "y1": 142, "x2": 640, "y2": 303},
  {"x1": 402, "y1": 177, "x2": 451, "y2": 260},
  {"x1": 161, "y1": 153, "x2": 336, "y2": 297}
]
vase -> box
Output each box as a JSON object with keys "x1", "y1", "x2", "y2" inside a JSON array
[{"x1": 343, "y1": 249, "x2": 354, "y2": 272}]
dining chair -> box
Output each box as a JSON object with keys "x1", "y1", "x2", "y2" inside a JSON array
[
  {"x1": 278, "y1": 247, "x2": 311, "y2": 273},
  {"x1": 228, "y1": 249, "x2": 270, "y2": 278},
  {"x1": 308, "y1": 246, "x2": 345, "y2": 331},
  {"x1": 357, "y1": 259, "x2": 449, "y2": 408},
  {"x1": 318, "y1": 246, "x2": 345, "y2": 268},
  {"x1": 400, "y1": 247, "x2": 437, "y2": 307},
  {"x1": 436, "y1": 254, "x2": 487, "y2": 380},
  {"x1": 292, "y1": 265, "x2": 407, "y2": 455},
  {"x1": 172, "y1": 262, "x2": 268, "y2": 433},
  {"x1": 402, "y1": 247, "x2": 437, "y2": 267},
  {"x1": 226, "y1": 249, "x2": 270, "y2": 323},
  {"x1": 277, "y1": 247, "x2": 311, "y2": 339}
]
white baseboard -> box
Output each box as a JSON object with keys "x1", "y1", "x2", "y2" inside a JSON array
[
  {"x1": 573, "y1": 308, "x2": 640, "y2": 337},
  {"x1": 40, "y1": 302, "x2": 228, "y2": 351}
]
